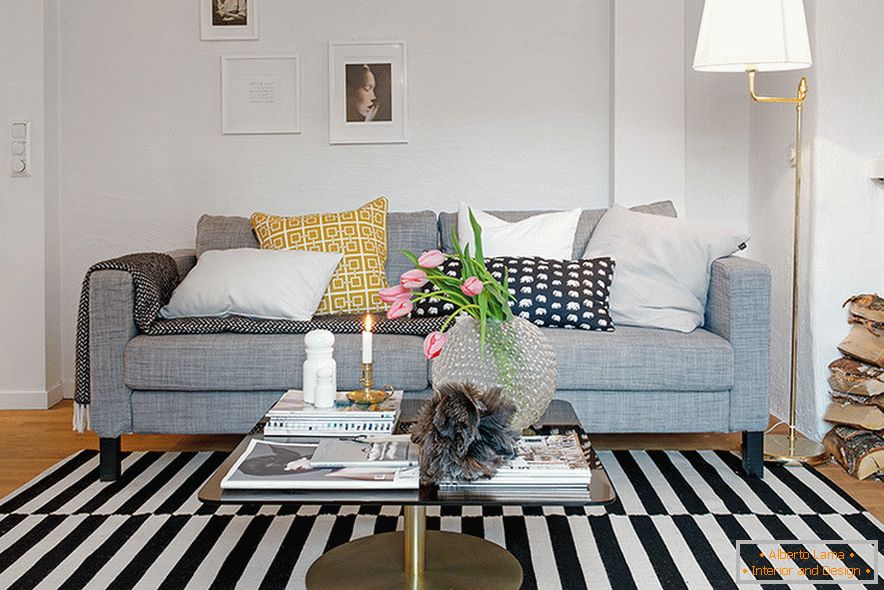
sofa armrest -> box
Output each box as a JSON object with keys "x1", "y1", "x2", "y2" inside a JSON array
[
  {"x1": 89, "y1": 270, "x2": 137, "y2": 437},
  {"x1": 167, "y1": 248, "x2": 197, "y2": 281},
  {"x1": 705, "y1": 256, "x2": 771, "y2": 431}
]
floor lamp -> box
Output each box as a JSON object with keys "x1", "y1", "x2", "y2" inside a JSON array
[{"x1": 693, "y1": 0, "x2": 827, "y2": 464}]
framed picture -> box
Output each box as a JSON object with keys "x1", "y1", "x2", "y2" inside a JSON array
[
  {"x1": 201, "y1": 0, "x2": 258, "y2": 41},
  {"x1": 328, "y1": 41, "x2": 407, "y2": 144},
  {"x1": 221, "y1": 56, "x2": 300, "y2": 134}
]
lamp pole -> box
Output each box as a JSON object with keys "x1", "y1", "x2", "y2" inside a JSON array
[{"x1": 747, "y1": 71, "x2": 827, "y2": 465}]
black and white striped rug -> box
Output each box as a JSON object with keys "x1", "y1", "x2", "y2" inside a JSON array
[{"x1": 0, "y1": 449, "x2": 881, "y2": 589}]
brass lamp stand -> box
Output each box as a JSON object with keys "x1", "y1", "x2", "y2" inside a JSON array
[{"x1": 748, "y1": 71, "x2": 828, "y2": 465}]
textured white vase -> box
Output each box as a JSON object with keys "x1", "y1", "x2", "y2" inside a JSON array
[{"x1": 431, "y1": 316, "x2": 557, "y2": 431}]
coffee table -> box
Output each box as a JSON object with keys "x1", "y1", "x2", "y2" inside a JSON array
[{"x1": 199, "y1": 398, "x2": 615, "y2": 589}]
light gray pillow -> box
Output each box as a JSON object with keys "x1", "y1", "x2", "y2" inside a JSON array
[
  {"x1": 161, "y1": 248, "x2": 342, "y2": 321},
  {"x1": 583, "y1": 205, "x2": 749, "y2": 332}
]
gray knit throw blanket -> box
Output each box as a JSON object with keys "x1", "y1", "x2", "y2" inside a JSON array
[{"x1": 74, "y1": 253, "x2": 444, "y2": 432}]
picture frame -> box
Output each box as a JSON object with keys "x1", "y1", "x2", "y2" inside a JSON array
[
  {"x1": 221, "y1": 55, "x2": 301, "y2": 134},
  {"x1": 201, "y1": 0, "x2": 258, "y2": 41},
  {"x1": 328, "y1": 41, "x2": 407, "y2": 144}
]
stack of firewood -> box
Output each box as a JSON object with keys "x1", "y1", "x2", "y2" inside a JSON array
[{"x1": 823, "y1": 294, "x2": 884, "y2": 480}]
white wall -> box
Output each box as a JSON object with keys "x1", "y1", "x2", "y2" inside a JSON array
[
  {"x1": 57, "y1": 0, "x2": 618, "y2": 392},
  {"x1": 805, "y1": 1, "x2": 884, "y2": 438},
  {"x1": 612, "y1": 0, "x2": 686, "y2": 214},
  {"x1": 0, "y1": 0, "x2": 62, "y2": 408},
  {"x1": 0, "y1": 0, "x2": 753, "y2": 401},
  {"x1": 749, "y1": 0, "x2": 884, "y2": 440},
  {"x1": 683, "y1": 0, "x2": 749, "y2": 233}
]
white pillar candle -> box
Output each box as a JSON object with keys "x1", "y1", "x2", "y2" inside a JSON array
[{"x1": 362, "y1": 314, "x2": 373, "y2": 364}]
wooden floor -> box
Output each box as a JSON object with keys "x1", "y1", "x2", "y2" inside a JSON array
[{"x1": 1, "y1": 401, "x2": 881, "y2": 520}]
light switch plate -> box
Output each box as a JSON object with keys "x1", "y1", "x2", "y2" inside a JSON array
[
  {"x1": 10, "y1": 121, "x2": 30, "y2": 177},
  {"x1": 870, "y1": 157, "x2": 884, "y2": 181}
]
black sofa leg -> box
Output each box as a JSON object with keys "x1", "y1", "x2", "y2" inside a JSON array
[
  {"x1": 99, "y1": 437, "x2": 121, "y2": 482},
  {"x1": 742, "y1": 431, "x2": 764, "y2": 478}
]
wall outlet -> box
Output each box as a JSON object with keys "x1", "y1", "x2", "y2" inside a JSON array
[{"x1": 10, "y1": 121, "x2": 30, "y2": 177}]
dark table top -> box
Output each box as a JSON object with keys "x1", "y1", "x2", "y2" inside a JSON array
[{"x1": 199, "y1": 398, "x2": 615, "y2": 507}]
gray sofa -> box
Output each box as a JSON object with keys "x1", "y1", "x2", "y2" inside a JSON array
[{"x1": 88, "y1": 201, "x2": 770, "y2": 480}]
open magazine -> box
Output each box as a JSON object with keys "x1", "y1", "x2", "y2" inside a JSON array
[{"x1": 221, "y1": 439, "x2": 419, "y2": 491}]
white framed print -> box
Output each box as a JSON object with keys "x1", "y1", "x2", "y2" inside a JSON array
[
  {"x1": 221, "y1": 56, "x2": 300, "y2": 134},
  {"x1": 201, "y1": 0, "x2": 258, "y2": 41},
  {"x1": 329, "y1": 41, "x2": 407, "y2": 144}
]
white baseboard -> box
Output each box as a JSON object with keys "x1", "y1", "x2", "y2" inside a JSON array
[
  {"x1": 0, "y1": 386, "x2": 65, "y2": 410},
  {"x1": 62, "y1": 379, "x2": 75, "y2": 400},
  {"x1": 46, "y1": 383, "x2": 64, "y2": 407}
]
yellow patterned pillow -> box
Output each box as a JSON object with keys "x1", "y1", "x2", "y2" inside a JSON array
[{"x1": 250, "y1": 197, "x2": 389, "y2": 315}]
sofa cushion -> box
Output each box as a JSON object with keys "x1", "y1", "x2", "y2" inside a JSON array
[
  {"x1": 438, "y1": 200, "x2": 677, "y2": 259},
  {"x1": 125, "y1": 333, "x2": 429, "y2": 391},
  {"x1": 196, "y1": 215, "x2": 258, "y2": 257},
  {"x1": 251, "y1": 197, "x2": 390, "y2": 315},
  {"x1": 195, "y1": 211, "x2": 438, "y2": 287},
  {"x1": 540, "y1": 325, "x2": 734, "y2": 391},
  {"x1": 384, "y1": 210, "x2": 439, "y2": 285}
]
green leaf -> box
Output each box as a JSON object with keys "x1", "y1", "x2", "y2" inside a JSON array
[
  {"x1": 461, "y1": 244, "x2": 473, "y2": 279},
  {"x1": 468, "y1": 208, "x2": 486, "y2": 270},
  {"x1": 451, "y1": 226, "x2": 465, "y2": 261},
  {"x1": 399, "y1": 249, "x2": 420, "y2": 267}
]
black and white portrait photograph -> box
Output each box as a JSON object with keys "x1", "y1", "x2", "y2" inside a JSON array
[
  {"x1": 345, "y1": 63, "x2": 392, "y2": 123},
  {"x1": 212, "y1": 0, "x2": 248, "y2": 27},
  {"x1": 329, "y1": 41, "x2": 407, "y2": 144},
  {"x1": 201, "y1": 0, "x2": 259, "y2": 41}
]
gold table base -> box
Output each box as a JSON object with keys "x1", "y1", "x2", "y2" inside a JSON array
[
  {"x1": 306, "y1": 506, "x2": 523, "y2": 589},
  {"x1": 763, "y1": 433, "x2": 828, "y2": 465}
]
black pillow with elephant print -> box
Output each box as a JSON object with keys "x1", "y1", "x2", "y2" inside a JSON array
[{"x1": 413, "y1": 256, "x2": 616, "y2": 331}]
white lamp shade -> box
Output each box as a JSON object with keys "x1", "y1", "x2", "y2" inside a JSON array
[{"x1": 693, "y1": 0, "x2": 812, "y2": 72}]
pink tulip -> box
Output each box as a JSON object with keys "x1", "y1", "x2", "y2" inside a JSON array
[
  {"x1": 400, "y1": 269, "x2": 428, "y2": 290},
  {"x1": 423, "y1": 331, "x2": 446, "y2": 360},
  {"x1": 386, "y1": 298, "x2": 413, "y2": 320},
  {"x1": 378, "y1": 284, "x2": 411, "y2": 303},
  {"x1": 460, "y1": 276, "x2": 484, "y2": 297},
  {"x1": 417, "y1": 249, "x2": 445, "y2": 268}
]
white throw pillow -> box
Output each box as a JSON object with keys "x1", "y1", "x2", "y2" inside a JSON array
[
  {"x1": 161, "y1": 248, "x2": 343, "y2": 321},
  {"x1": 583, "y1": 205, "x2": 749, "y2": 332},
  {"x1": 457, "y1": 203, "x2": 582, "y2": 259}
]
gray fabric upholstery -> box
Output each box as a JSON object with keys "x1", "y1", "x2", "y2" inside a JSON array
[
  {"x1": 167, "y1": 248, "x2": 197, "y2": 280},
  {"x1": 86, "y1": 208, "x2": 771, "y2": 440},
  {"x1": 538, "y1": 326, "x2": 734, "y2": 391},
  {"x1": 132, "y1": 390, "x2": 283, "y2": 434},
  {"x1": 385, "y1": 211, "x2": 439, "y2": 284},
  {"x1": 89, "y1": 271, "x2": 136, "y2": 437},
  {"x1": 704, "y1": 256, "x2": 771, "y2": 431},
  {"x1": 438, "y1": 200, "x2": 678, "y2": 258},
  {"x1": 194, "y1": 211, "x2": 438, "y2": 286},
  {"x1": 555, "y1": 389, "x2": 730, "y2": 432},
  {"x1": 196, "y1": 215, "x2": 258, "y2": 257},
  {"x1": 125, "y1": 333, "x2": 429, "y2": 391}
]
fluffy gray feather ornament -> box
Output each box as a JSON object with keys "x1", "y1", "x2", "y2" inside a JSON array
[{"x1": 410, "y1": 382, "x2": 518, "y2": 484}]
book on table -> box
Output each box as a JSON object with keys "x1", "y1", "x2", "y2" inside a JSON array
[
  {"x1": 309, "y1": 435, "x2": 420, "y2": 469},
  {"x1": 439, "y1": 433, "x2": 593, "y2": 490},
  {"x1": 264, "y1": 389, "x2": 402, "y2": 437},
  {"x1": 220, "y1": 438, "x2": 419, "y2": 490}
]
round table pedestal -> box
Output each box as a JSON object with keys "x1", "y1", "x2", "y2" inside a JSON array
[{"x1": 306, "y1": 507, "x2": 522, "y2": 590}]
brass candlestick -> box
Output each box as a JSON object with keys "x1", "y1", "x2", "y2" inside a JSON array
[{"x1": 347, "y1": 362, "x2": 392, "y2": 405}]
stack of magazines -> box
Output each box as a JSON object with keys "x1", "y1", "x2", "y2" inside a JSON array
[
  {"x1": 264, "y1": 389, "x2": 402, "y2": 436},
  {"x1": 438, "y1": 433, "x2": 593, "y2": 493},
  {"x1": 221, "y1": 435, "x2": 420, "y2": 490}
]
